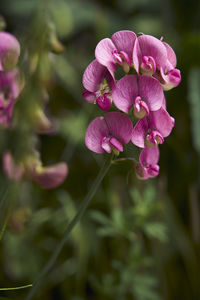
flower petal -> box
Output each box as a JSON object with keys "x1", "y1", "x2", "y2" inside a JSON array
[
  {"x1": 85, "y1": 116, "x2": 109, "y2": 153},
  {"x1": 138, "y1": 75, "x2": 164, "y2": 111},
  {"x1": 139, "y1": 146, "x2": 160, "y2": 166},
  {"x1": 95, "y1": 38, "x2": 116, "y2": 77},
  {"x1": 82, "y1": 59, "x2": 108, "y2": 92},
  {"x1": 137, "y1": 35, "x2": 167, "y2": 69},
  {"x1": 131, "y1": 117, "x2": 149, "y2": 148},
  {"x1": 104, "y1": 112, "x2": 133, "y2": 144},
  {"x1": 149, "y1": 107, "x2": 175, "y2": 137},
  {"x1": 111, "y1": 30, "x2": 136, "y2": 59},
  {"x1": 112, "y1": 75, "x2": 138, "y2": 113},
  {"x1": 32, "y1": 162, "x2": 68, "y2": 189},
  {"x1": 163, "y1": 41, "x2": 177, "y2": 68},
  {"x1": 0, "y1": 32, "x2": 20, "y2": 70}
]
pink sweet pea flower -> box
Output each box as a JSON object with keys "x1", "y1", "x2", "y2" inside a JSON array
[
  {"x1": 30, "y1": 162, "x2": 68, "y2": 189},
  {"x1": 85, "y1": 112, "x2": 133, "y2": 155},
  {"x1": 82, "y1": 59, "x2": 114, "y2": 110},
  {"x1": 135, "y1": 147, "x2": 160, "y2": 179},
  {"x1": 132, "y1": 107, "x2": 175, "y2": 148},
  {"x1": 112, "y1": 74, "x2": 164, "y2": 118},
  {"x1": 154, "y1": 41, "x2": 181, "y2": 91},
  {"x1": 133, "y1": 34, "x2": 167, "y2": 76},
  {"x1": 0, "y1": 32, "x2": 20, "y2": 71},
  {"x1": 0, "y1": 69, "x2": 22, "y2": 126},
  {"x1": 95, "y1": 30, "x2": 136, "y2": 79}
]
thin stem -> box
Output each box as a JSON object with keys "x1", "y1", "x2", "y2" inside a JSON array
[
  {"x1": 0, "y1": 284, "x2": 32, "y2": 291},
  {"x1": 25, "y1": 154, "x2": 113, "y2": 300}
]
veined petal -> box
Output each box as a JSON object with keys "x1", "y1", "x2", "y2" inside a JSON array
[
  {"x1": 82, "y1": 59, "x2": 108, "y2": 92},
  {"x1": 112, "y1": 75, "x2": 138, "y2": 113},
  {"x1": 137, "y1": 35, "x2": 167, "y2": 69},
  {"x1": 95, "y1": 38, "x2": 116, "y2": 74},
  {"x1": 131, "y1": 117, "x2": 149, "y2": 148},
  {"x1": 138, "y1": 75, "x2": 164, "y2": 111},
  {"x1": 104, "y1": 112, "x2": 133, "y2": 144},
  {"x1": 132, "y1": 38, "x2": 140, "y2": 73},
  {"x1": 163, "y1": 41, "x2": 177, "y2": 68},
  {"x1": 149, "y1": 107, "x2": 175, "y2": 137},
  {"x1": 139, "y1": 146, "x2": 160, "y2": 166},
  {"x1": 85, "y1": 116, "x2": 109, "y2": 153},
  {"x1": 111, "y1": 30, "x2": 136, "y2": 58}
]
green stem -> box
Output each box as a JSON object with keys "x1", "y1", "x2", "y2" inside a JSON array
[{"x1": 25, "y1": 154, "x2": 113, "y2": 300}]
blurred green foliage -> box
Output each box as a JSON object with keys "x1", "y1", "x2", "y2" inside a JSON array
[{"x1": 0, "y1": 0, "x2": 200, "y2": 299}]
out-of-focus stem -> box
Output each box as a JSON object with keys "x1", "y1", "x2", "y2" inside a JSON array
[{"x1": 25, "y1": 154, "x2": 114, "y2": 300}]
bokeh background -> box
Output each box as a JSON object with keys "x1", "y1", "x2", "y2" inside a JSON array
[{"x1": 0, "y1": 0, "x2": 200, "y2": 299}]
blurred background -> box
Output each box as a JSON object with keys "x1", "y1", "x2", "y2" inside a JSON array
[{"x1": 0, "y1": 0, "x2": 200, "y2": 299}]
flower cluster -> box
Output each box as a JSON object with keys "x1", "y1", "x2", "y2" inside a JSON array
[
  {"x1": 0, "y1": 32, "x2": 22, "y2": 126},
  {"x1": 1, "y1": 30, "x2": 68, "y2": 188},
  {"x1": 82, "y1": 30, "x2": 181, "y2": 179}
]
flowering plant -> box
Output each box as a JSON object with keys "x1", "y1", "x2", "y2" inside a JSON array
[{"x1": 83, "y1": 30, "x2": 181, "y2": 179}]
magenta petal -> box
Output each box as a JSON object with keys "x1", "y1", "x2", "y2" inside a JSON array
[
  {"x1": 132, "y1": 38, "x2": 140, "y2": 73},
  {"x1": 95, "y1": 38, "x2": 116, "y2": 74},
  {"x1": 137, "y1": 35, "x2": 167, "y2": 69},
  {"x1": 82, "y1": 59, "x2": 107, "y2": 92},
  {"x1": 140, "y1": 147, "x2": 159, "y2": 166},
  {"x1": 163, "y1": 42, "x2": 177, "y2": 68},
  {"x1": 104, "y1": 112, "x2": 133, "y2": 144},
  {"x1": 138, "y1": 75, "x2": 164, "y2": 111},
  {"x1": 149, "y1": 107, "x2": 175, "y2": 137},
  {"x1": 32, "y1": 162, "x2": 68, "y2": 189},
  {"x1": 82, "y1": 90, "x2": 96, "y2": 103},
  {"x1": 0, "y1": 69, "x2": 21, "y2": 99},
  {"x1": 0, "y1": 32, "x2": 20, "y2": 70},
  {"x1": 131, "y1": 118, "x2": 149, "y2": 148},
  {"x1": 96, "y1": 94, "x2": 112, "y2": 111},
  {"x1": 85, "y1": 117, "x2": 109, "y2": 154},
  {"x1": 111, "y1": 30, "x2": 136, "y2": 58},
  {"x1": 109, "y1": 137, "x2": 123, "y2": 152},
  {"x1": 112, "y1": 75, "x2": 138, "y2": 113}
]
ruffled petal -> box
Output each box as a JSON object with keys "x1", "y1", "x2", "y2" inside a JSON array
[
  {"x1": 111, "y1": 30, "x2": 136, "y2": 58},
  {"x1": 131, "y1": 117, "x2": 149, "y2": 148},
  {"x1": 85, "y1": 116, "x2": 109, "y2": 153},
  {"x1": 112, "y1": 75, "x2": 138, "y2": 113},
  {"x1": 104, "y1": 112, "x2": 133, "y2": 144},
  {"x1": 138, "y1": 75, "x2": 164, "y2": 111}
]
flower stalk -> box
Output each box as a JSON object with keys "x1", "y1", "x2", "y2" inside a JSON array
[{"x1": 25, "y1": 154, "x2": 114, "y2": 300}]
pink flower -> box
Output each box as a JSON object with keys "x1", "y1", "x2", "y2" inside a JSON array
[
  {"x1": 85, "y1": 112, "x2": 133, "y2": 155},
  {"x1": 30, "y1": 162, "x2": 68, "y2": 189},
  {"x1": 82, "y1": 59, "x2": 114, "y2": 110},
  {"x1": 3, "y1": 151, "x2": 68, "y2": 189},
  {"x1": 112, "y1": 74, "x2": 164, "y2": 117},
  {"x1": 0, "y1": 32, "x2": 20, "y2": 71},
  {"x1": 135, "y1": 147, "x2": 160, "y2": 179},
  {"x1": 0, "y1": 69, "x2": 22, "y2": 126},
  {"x1": 131, "y1": 107, "x2": 175, "y2": 148},
  {"x1": 133, "y1": 34, "x2": 167, "y2": 75},
  {"x1": 155, "y1": 41, "x2": 181, "y2": 90},
  {"x1": 95, "y1": 30, "x2": 136, "y2": 79}
]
